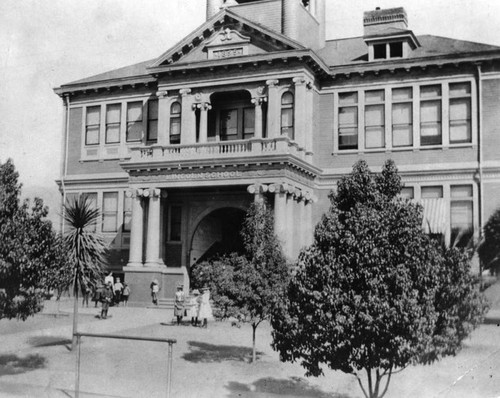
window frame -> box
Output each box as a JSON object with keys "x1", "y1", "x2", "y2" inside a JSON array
[
  {"x1": 169, "y1": 101, "x2": 182, "y2": 144},
  {"x1": 102, "y1": 192, "x2": 119, "y2": 233},
  {"x1": 280, "y1": 91, "x2": 295, "y2": 139},
  {"x1": 126, "y1": 101, "x2": 144, "y2": 143}
]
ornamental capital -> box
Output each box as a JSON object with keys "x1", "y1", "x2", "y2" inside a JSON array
[
  {"x1": 266, "y1": 79, "x2": 279, "y2": 87},
  {"x1": 156, "y1": 90, "x2": 168, "y2": 98},
  {"x1": 251, "y1": 96, "x2": 267, "y2": 106},
  {"x1": 179, "y1": 88, "x2": 191, "y2": 97}
]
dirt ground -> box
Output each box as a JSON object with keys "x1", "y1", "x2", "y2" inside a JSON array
[{"x1": 0, "y1": 281, "x2": 499, "y2": 398}]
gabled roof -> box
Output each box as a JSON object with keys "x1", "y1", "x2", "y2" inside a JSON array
[{"x1": 150, "y1": 8, "x2": 304, "y2": 68}]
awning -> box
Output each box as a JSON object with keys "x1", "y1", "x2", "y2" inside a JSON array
[{"x1": 420, "y1": 198, "x2": 447, "y2": 234}]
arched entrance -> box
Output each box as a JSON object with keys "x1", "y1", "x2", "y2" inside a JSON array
[{"x1": 189, "y1": 207, "x2": 246, "y2": 268}]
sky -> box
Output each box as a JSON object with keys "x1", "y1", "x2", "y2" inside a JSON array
[{"x1": 1, "y1": 0, "x2": 500, "y2": 222}]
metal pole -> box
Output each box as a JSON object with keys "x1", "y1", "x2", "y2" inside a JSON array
[
  {"x1": 75, "y1": 334, "x2": 81, "y2": 398},
  {"x1": 166, "y1": 342, "x2": 173, "y2": 398}
]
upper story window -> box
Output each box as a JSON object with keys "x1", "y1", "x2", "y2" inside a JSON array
[
  {"x1": 81, "y1": 192, "x2": 97, "y2": 232},
  {"x1": 126, "y1": 102, "x2": 143, "y2": 142},
  {"x1": 168, "y1": 205, "x2": 182, "y2": 242},
  {"x1": 420, "y1": 85, "x2": 442, "y2": 146},
  {"x1": 449, "y1": 82, "x2": 471, "y2": 144},
  {"x1": 147, "y1": 100, "x2": 158, "y2": 142},
  {"x1": 400, "y1": 186, "x2": 414, "y2": 199},
  {"x1": 335, "y1": 80, "x2": 473, "y2": 153},
  {"x1": 373, "y1": 42, "x2": 403, "y2": 60},
  {"x1": 281, "y1": 92, "x2": 294, "y2": 139},
  {"x1": 169, "y1": 102, "x2": 181, "y2": 144},
  {"x1": 85, "y1": 106, "x2": 100, "y2": 145},
  {"x1": 450, "y1": 185, "x2": 473, "y2": 246},
  {"x1": 392, "y1": 87, "x2": 413, "y2": 147},
  {"x1": 365, "y1": 90, "x2": 385, "y2": 148},
  {"x1": 123, "y1": 194, "x2": 132, "y2": 232},
  {"x1": 243, "y1": 107, "x2": 255, "y2": 139},
  {"x1": 374, "y1": 44, "x2": 387, "y2": 60},
  {"x1": 105, "y1": 104, "x2": 121, "y2": 144},
  {"x1": 338, "y1": 92, "x2": 358, "y2": 150}
]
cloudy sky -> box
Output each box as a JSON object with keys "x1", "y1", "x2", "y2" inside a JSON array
[{"x1": 1, "y1": 0, "x2": 499, "y2": 220}]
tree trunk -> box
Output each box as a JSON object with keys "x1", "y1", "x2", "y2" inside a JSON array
[
  {"x1": 71, "y1": 284, "x2": 79, "y2": 351},
  {"x1": 252, "y1": 323, "x2": 257, "y2": 363}
]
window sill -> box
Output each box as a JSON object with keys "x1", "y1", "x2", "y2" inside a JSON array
[{"x1": 333, "y1": 143, "x2": 475, "y2": 155}]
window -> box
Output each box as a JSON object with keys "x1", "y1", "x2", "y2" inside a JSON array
[
  {"x1": 449, "y1": 82, "x2": 471, "y2": 143},
  {"x1": 400, "y1": 187, "x2": 414, "y2": 199},
  {"x1": 421, "y1": 186, "x2": 443, "y2": 199},
  {"x1": 169, "y1": 206, "x2": 182, "y2": 241},
  {"x1": 123, "y1": 194, "x2": 132, "y2": 232},
  {"x1": 374, "y1": 44, "x2": 387, "y2": 59},
  {"x1": 105, "y1": 104, "x2": 121, "y2": 144},
  {"x1": 220, "y1": 109, "x2": 238, "y2": 140},
  {"x1": 85, "y1": 106, "x2": 100, "y2": 145},
  {"x1": 365, "y1": 90, "x2": 385, "y2": 148},
  {"x1": 126, "y1": 101, "x2": 143, "y2": 142},
  {"x1": 81, "y1": 192, "x2": 97, "y2": 232},
  {"x1": 102, "y1": 192, "x2": 118, "y2": 232},
  {"x1": 147, "y1": 100, "x2": 158, "y2": 142},
  {"x1": 450, "y1": 185, "x2": 473, "y2": 246},
  {"x1": 243, "y1": 107, "x2": 255, "y2": 139},
  {"x1": 392, "y1": 87, "x2": 413, "y2": 147},
  {"x1": 338, "y1": 92, "x2": 358, "y2": 150},
  {"x1": 281, "y1": 92, "x2": 294, "y2": 139},
  {"x1": 420, "y1": 85, "x2": 442, "y2": 146},
  {"x1": 389, "y1": 42, "x2": 403, "y2": 58},
  {"x1": 169, "y1": 102, "x2": 181, "y2": 144}
]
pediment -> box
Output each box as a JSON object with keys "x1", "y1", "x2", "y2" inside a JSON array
[{"x1": 150, "y1": 9, "x2": 303, "y2": 68}]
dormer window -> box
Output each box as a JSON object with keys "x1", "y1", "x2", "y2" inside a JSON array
[
  {"x1": 390, "y1": 42, "x2": 403, "y2": 58},
  {"x1": 374, "y1": 44, "x2": 387, "y2": 60},
  {"x1": 363, "y1": 7, "x2": 419, "y2": 61}
]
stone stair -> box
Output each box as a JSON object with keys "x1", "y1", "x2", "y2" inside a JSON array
[{"x1": 155, "y1": 298, "x2": 175, "y2": 309}]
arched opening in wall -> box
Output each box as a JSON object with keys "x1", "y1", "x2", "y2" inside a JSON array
[
  {"x1": 208, "y1": 90, "x2": 266, "y2": 141},
  {"x1": 189, "y1": 207, "x2": 246, "y2": 272}
]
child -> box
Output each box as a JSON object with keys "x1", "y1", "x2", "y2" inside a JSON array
[
  {"x1": 189, "y1": 290, "x2": 200, "y2": 326},
  {"x1": 174, "y1": 285, "x2": 185, "y2": 325},
  {"x1": 198, "y1": 287, "x2": 213, "y2": 329},
  {"x1": 122, "y1": 283, "x2": 130, "y2": 307}
]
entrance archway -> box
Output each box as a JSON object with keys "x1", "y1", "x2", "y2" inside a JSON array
[{"x1": 189, "y1": 207, "x2": 246, "y2": 267}]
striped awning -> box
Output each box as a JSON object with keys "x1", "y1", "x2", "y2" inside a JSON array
[{"x1": 420, "y1": 198, "x2": 447, "y2": 234}]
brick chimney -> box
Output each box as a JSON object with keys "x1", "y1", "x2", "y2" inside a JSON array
[{"x1": 363, "y1": 7, "x2": 408, "y2": 36}]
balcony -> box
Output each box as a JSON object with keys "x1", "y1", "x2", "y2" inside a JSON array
[{"x1": 126, "y1": 136, "x2": 308, "y2": 166}]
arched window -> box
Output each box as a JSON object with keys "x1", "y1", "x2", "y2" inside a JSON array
[
  {"x1": 169, "y1": 102, "x2": 181, "y2": 144},
  {"x1": 281, "y1": 92, "x2": 294, "y2": 139}
]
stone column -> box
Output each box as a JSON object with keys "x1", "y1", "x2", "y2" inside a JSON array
[
  {"x1": 285, "y1": 185, "x2": 295, "y2": 259},
  {"x1": 199, "y1": 102, "x2": 211, "y2": 143},
  {"x1": 292, "y1": 77, "x2": 311, "y2": 150},
  {"x1": 295, "y1": 192, "x2": 305, "y2": 254},
  {"x1": 304, "y1": 196, "x2": 313, "y2": 247},
  {"x1": 247, "y1": 184, "x2": 266, "y2": 203},
  {"x1": 127, "y1": 190, "x2": 144, "y2": 267},
  {"x1": 251, "y1": 97, "x2": 266, "y2": 139},
  {"x1": 156, "y1": 90, "x2": 169, "y2": 146},
  {"x1": 266, "y1": 80, "x2": 280, "y2": 138},
  {"x1": 271, "y1": 184, "x2": 287, "y2": 249},
  {"x1": 180, "y1": 88, "x2": 196, "y2": 145},
  {"x1": 145, "y1": 188, "x2": 163, "y2": 267}
]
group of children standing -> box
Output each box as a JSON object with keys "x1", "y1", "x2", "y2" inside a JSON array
[{"x1": 174, "y1": 285, "x2": 213, "y2": 328}]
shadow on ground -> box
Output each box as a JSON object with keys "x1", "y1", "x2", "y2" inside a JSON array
[
  {"x1": 0, "y1": 354, "x2": 46, "y2": 376},
  {"x1": 28, "y1": 336, "x2": 72, "y2": 349},
  {"x1": 226, "y1": 376, "x2": 352, "y2": 398},
  {"x1": 183, "y1": 341, "x2": 264, "y2": 363}
]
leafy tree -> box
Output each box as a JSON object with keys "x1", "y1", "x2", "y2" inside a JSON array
[
  {"x1": 63, "y1": 196, "x2": 107, "y2": 350},
  {"x1": 271, "y1": 160, "x2": 487, "y2": 398},
  {"x1": 478, "y1": 208, "x2": 500, "y2": 275},
  {"x1": 192, "y1": 201, "x2": 290, "y2": 362},
  {"x1": 0, "y1": 159, "x2": 66, "y2": 320}
]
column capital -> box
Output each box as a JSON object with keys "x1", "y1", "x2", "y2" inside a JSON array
[
  {"x1": 179, "y1": 88, "x2": 192, "y2": 97},
  {"x1": 292, "y1": 77, "x2": 313, "y2": 89},
  {"x1": 266, "y1": 79, "x2": 279, "y2": 87},
  {"x1": 201, "y1": 102, "x2": 212, "y2": 111},
  {"x1": 156, "y1": 90, "x2": 168, "y2": 98},
  {"x1": 251, "y1": 96, "x2": 267, "y2": 106}
]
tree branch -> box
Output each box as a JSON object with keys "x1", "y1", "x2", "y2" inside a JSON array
[
  {"x1": 367, "y1": 368, "x2": 373, "y2": 398},
  {"x1": 355, "y1": 373, "x2": 370, "y2": 398}
]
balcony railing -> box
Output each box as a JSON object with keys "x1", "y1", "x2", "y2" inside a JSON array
[{"x1": 128, "y1": 137, "x2": 305, "y2": 163}]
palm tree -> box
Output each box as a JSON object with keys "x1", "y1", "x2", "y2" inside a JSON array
[{"x1": 63, "y1": 196, "x2": 107, "y2": 350}]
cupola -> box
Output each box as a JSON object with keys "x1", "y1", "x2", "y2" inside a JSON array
[{"x1": 363, "y1": 7, "x2": 419, "y2": 61}]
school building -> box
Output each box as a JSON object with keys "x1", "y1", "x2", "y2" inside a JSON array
[{"x1": 55, "y1": 0, "x2": 500, "y2": 304}]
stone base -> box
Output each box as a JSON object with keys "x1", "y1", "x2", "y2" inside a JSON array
[{"x1": 123, "y1": 266, "x2": 185, "y2": 306}]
